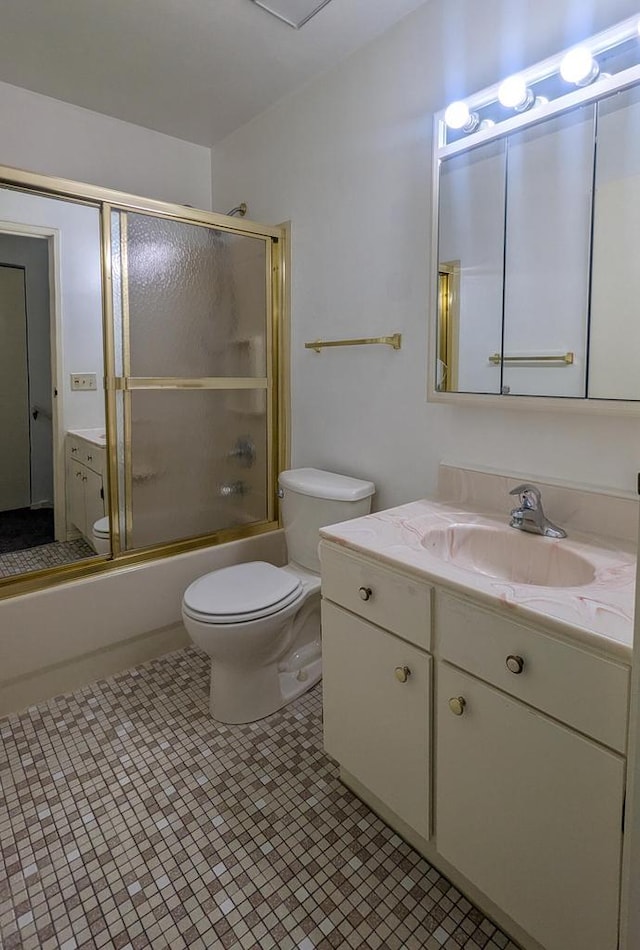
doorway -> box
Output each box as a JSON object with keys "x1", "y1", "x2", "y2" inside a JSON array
[{"x1": 0, "y1": 236, "x2": 55, "y2": 557}]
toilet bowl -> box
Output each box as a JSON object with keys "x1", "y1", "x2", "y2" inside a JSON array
[
  {"x1": 181, "y1": 467, "x2": 375, "y2": 724},
  {"x1": 91, "y1": 516, "x2": 110, "y2": 555},
  {"x1": 183, "y1": 560, "x2": 321, "y2": 723}
]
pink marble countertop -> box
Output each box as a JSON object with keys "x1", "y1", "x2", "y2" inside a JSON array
[{"x1": 320, "y1": 499, "x2": 636, "y2": 661}]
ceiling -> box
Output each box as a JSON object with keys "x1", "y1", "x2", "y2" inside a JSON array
[{"x1": 0, "y1": 0, "x2": 428, "y2": 147}]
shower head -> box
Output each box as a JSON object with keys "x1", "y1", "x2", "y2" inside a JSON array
[{"x1": 226, "y1": 202, "x2": 248, "y2": 217}]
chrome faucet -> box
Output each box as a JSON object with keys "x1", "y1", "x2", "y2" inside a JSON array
[{"x1": 508, "y1": 483, "x2": 567, "y2": 538}]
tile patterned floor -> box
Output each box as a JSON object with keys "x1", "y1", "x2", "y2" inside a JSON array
[
  {"x1": 0, "y1": 648, "x2": 519, "y2": 950},
  {"x1": 0, "y1": 539, "x2": 96, "y2": 578}
]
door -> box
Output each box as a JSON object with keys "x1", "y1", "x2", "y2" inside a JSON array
[
  {"x1": 109, "y1": 209, "x2": 275, "y2": 553},
  {"x1": 0, "y1": 265, "x2": 30, "y2": 511},
  {"x1": 322, "y1": 600, "x2": 431, "y2": 838},
  {"x1": 436, "y1": 662, "x2": 624, "y2": 950}
]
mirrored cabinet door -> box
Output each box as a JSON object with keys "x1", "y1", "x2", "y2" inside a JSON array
[
  {"x1": 437, "y1": 140, "x2": 506, "y2": 394},
  {"x1": 589, "y1": 86, "x2": 640, "y2": 400},
  {"x1": 502, "y1": 106, "x2": 594, "y2": 397}
]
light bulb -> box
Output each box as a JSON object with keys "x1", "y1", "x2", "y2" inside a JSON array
[
  {"x1": 498, "y1": 75, "x2": 534, "y2": 111},
  {"x1": 560, "y1": 46, "x2": 599, "y2": 85},
  {"x1": 444, "y1": 101, "x2": 472, "y2": 129}
]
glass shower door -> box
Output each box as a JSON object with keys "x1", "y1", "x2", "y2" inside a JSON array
[{"x1": 109, "y1": 209, "x2": 275, "y2": 552}]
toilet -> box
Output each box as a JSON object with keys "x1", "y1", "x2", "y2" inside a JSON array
[
  {"x1": 91, "y1": 516, "x2": 111, "y2": 555},
  {"x1": 181, "y1": 468, "x2": 375, "y2": 723}
]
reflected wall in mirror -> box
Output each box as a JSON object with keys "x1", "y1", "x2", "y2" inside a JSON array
[
  {"x1": 0, "y1": 187, "x2": 107, "y2": 579},
  {"x1": 432, "y1": 14, "x2": 640, "y2": 405}
]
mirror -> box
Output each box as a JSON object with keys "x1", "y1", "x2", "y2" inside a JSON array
[
  {"x1": 432, "y1": 15, "x2": 640, "y2": 404},
  {"x1": 0, "y1": 186, "x2": 108, "y2": 580}
]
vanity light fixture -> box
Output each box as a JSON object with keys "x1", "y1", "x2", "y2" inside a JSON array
[
  {"x1": 438, "y1": 13, "x2": 640, "y2": 147},
  {"x1": 444, "y1": 101, "x2": 479, "y2": 132},
  {"x1": 498, "y1": 75, "x2": 535, "y2": 111},
  {"x1": 560, "y1": 46, "x2": 600, "y2": 86}
]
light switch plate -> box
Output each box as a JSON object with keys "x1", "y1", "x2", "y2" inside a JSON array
[{"x1": 70, "y1": 373, "x2": 97, "y2": 391}]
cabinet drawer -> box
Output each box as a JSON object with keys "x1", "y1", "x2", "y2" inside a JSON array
[
  {"x1": 437, "y1": 591, "x2": 629, "y2": 752},
  {"x1": 67, "y1": 436, "x2": 83, "y2": 461},
  {"x1": 320, "y1": 541, "x2": 432, "y2": 650}
]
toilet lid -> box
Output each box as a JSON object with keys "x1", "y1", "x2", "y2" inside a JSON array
[
  {"x1": 183, "y1": 561, "x2": 302, "y2": 622},
  {"x1": 93, "y1": 516, "x2": 110, "y2": 538}
]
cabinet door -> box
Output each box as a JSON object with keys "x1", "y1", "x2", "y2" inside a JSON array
[
  {"x1": 322, "y1": 600, "x2": 431, "y2": 838},
  {"x1": 83, "y1": 468, "x2": 104, "y2": 535},
  {"x1": 68, "y1": 462, "x2": 86, "y2": 534},
  {"x1": 436, "y1": 662, "x2": 624, "y2": 950}
]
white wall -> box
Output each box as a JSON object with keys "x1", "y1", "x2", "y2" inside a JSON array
[
  {"x1": 0, "y1": 80, "x2": 212, "y2": 209},
  {"x1": 211, "y1": 0, "x2": 640, "y2": 511}
]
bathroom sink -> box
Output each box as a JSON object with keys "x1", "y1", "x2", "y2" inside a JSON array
[{"x1": 421, "y1": 523, "x2": 596, "y2": 587}]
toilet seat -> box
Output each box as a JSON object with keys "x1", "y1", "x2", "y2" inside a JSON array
[{"x1": 182, "y1": 561, "x2": 303, "y2": 625}]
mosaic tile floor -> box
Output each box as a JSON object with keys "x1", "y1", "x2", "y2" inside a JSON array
[
  {"x1": 0, "y1": 538, "x2": 96, "y2": 578},
  {"x1": 0, "y1": 648, "x2": 519, "y2": 950}
]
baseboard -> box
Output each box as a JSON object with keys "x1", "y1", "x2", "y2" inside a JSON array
[{"x1": 0, "y1": 622, "x2": 189, "y2": 718}]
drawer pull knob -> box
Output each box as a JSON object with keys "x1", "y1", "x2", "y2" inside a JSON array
[
  {"x1": 506, "y1": 654, "x2": 525, "y2": 675},
  {"x1": 71, "y1": 447, "x2": 78, "y2": 454},
  {"x1": 394, "y1": 666, "x2": 411, "y2": 683},
  {"x1": 449, "y1": 696, "x2": 466, "y2": 716},
  {"x1": 359, "y1": 586, "x2": 372, "y2": 601},
  {"x1": 87, "y1": 455, "x2": 93, "y2": 461}
]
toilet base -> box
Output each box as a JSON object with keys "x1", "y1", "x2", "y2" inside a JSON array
[{"x1": 209, "y1": 655, "x2": 322, "y2": 724}]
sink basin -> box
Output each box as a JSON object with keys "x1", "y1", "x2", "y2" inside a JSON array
[{"x1": 421, "y1": 524, "x2": 596, "y2": 587}]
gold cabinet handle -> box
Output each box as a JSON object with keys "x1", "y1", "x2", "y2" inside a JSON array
[
  {"x1": 506, "y1": 654, "x2": 525, "y2": 675},
  {"x1": 394, "y1": 666, "x2": 411, "y2": 683},
  {"x1": 359, "y1": 586, "x2": 372, "y2": 601},
  {"x1": 449, "y1": 696, "x2": 466, "y2": 716}
]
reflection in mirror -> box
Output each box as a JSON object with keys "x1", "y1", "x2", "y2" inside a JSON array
[
  {"x1": 589, "y1": 86, "x2": 640, "y2": 399},
  {"x1": 0, "y1": 187, "x2": 108, "y2": 579}
]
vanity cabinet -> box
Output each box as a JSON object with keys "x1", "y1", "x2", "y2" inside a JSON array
[
  {"x1": 320, "y1": 543, "x2": 433, "y2": 839},
  {"x1": 320, "y1": 540, "x2": 631, "y2": 950},
  {"x1": 66, "y1": 434, "x2": 106, "y2": 547}
]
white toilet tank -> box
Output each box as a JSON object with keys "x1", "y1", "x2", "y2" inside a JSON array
[{"x1": 279, "y1": 468, "x2": 375, "y2": 573}]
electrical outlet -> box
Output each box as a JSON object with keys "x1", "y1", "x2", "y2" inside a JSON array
[{"x1": 70, "y1": 373, "x2": 97, "y2": 391}]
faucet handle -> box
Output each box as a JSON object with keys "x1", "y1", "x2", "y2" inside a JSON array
[{"x1": 509, "y1": 483, "x2": 542, "y2": 509}]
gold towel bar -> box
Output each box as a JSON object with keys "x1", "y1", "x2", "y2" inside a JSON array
[
  {"x1": 305, "y1": 333, "x2": 402, "y2": 353},
  {"x1": 488, "y1": 352, "x2": 574, "y2": 365}
]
